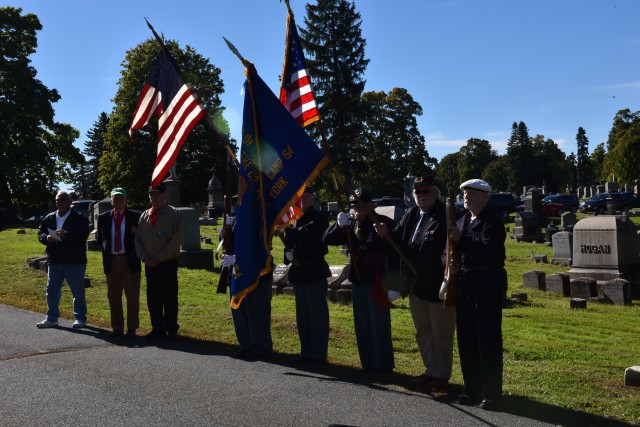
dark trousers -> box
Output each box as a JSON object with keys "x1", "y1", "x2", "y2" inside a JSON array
[
  {"x1": 231, "y1": 278, "x2": 273, "y2": 355},
  {"x1": 456, "y1": 273, "x2": 504, "y2": 400},
  {"x1": 293, "y1": 278, "x2": 330, "y2": 361},
  {"x1": 145, "y1": 259, "x2": 179, "y2": 335}
]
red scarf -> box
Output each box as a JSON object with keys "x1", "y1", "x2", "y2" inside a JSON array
[{"x1": 113, "y1": 210, "x2": 125, "y2": 252}]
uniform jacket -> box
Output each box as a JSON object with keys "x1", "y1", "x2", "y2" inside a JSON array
[
  {"x1": 37, "y1": 209, "x2": 90, "y2": 264},
  {"x1": 96, "y1": 209, "x2": 142, "y2": 275},
  {"x1": 456, "y1": 207, "x2": 506, "y2": 271},
  {"x1": 135, "y1": 204, "x2": 183, "y2": 263},
  {"x1": 323, "y1": 213, "x2": 395, "y2": 285},
  {"x1": 389, "y1": 202, "x2": 447, "y2": 302},
  {"x1": 282, "y1": 206, "x2": 330, "y2": 285}
]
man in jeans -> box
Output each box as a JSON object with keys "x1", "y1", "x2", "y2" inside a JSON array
[{"x1": 36, "y1": 191, "x2": 91, "y2": 329}]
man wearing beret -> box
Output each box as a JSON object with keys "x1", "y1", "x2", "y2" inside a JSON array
[
  {"x1": 323, "y1": 189, "x2": 396, "y2": 372},
  {"x1": 96, "y1": 188, "x2": 141, "y2": 337},
  {"x1": 448, "y1": 179, "x2": 507, "y2": 410},
  {"x1": 135, "y1": 183, "x2": 184, "y2": 341},
  {"x1": 375, "y1": 175, "x2": 455, "y2": 391}
]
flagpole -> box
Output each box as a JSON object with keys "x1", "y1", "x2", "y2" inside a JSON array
[{"x1": 144, "y1": 19, "x2": 240, "y2": 170}]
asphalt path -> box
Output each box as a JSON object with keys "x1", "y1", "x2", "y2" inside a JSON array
[{"x1": 0, "y1": 304, "x2": 556, "y2": 426}]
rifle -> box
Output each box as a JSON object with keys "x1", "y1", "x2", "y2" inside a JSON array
[{"x1": 440, "y1": 186, "x2": 460, "y2": 307}]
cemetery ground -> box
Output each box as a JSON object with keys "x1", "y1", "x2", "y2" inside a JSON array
[{"x1": 1, "y1": 217, "x2": 639, "y2": 426}]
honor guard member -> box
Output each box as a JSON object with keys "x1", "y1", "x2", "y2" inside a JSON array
[
  {"x1": 374, "y1": 175, "x2": 454, "y2": 391},
  {"x1": 220, "y1": 215, "x2": 274, "y2": 361},
  {"x1": 96, "y1": 187, "x2": 142, "y2": 337},
  {"x1": 323, "y1": 189, "x2": 395, "y2": 372},
  {"x1": 36, "y1": 191, "x2": 91, "y2": 329},
  {"x1": 135, "y1": 183, "x2": 184, "y2": 341},
  {"x1": 449, "y1": 179, "x2": 507, "y2": 410},
  {"x1": 281, "y1": 187, "x2": 331, "y2": 367}
]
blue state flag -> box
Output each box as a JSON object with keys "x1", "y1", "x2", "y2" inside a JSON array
[{"x1": 230, "y1": 66, "x2": 329, "y2": 308}]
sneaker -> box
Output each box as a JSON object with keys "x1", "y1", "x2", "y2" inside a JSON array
[
  {"x1": 72, "y1": 320, "x2": 86, "y2": 329},
  {"x1": 37, "y1": 319, "x2": 58, "y2": 329}
]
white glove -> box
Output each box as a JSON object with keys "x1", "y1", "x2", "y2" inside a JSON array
[
  {"x1": 285, "y1": 250, "x2": 294, "y2": 262},
  {"x1": 220, "y1": 254, "x2": 235, "y2": 268},
  {"x1": 439, "y1": 278, "x2": 448, "y2": 300},
  {"x1": 337, "y1": 212, "x2": 350, "y2": 228},
  {"x1": 224, "y1": 215, "x2": 235, "y2": 226},
  {"x1": 388, "y1": 290, "x2": 401, "y2": 302}
]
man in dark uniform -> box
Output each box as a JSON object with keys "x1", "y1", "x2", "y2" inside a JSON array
[
  {"x1": 323, "y1": 190, "x2": 395, "y2": 372},
  {"x1": 449, "y1": 179, "x2": 507, "y2": 410},
  {"x1": 375, "y1": 175, "x2": 455, "y2": 391},
  {"x1": 281, "y1": 187, "x2": 331, "y2": 367},
  {"x1": 220, "y1": 216, "x2": 273, "y2": 361},
  {"x1": 96, "y1": 187, "x2": 142, "y2": 337}
]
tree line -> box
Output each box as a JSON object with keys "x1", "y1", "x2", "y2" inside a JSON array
[{"x1": 2, "y1": 2, "x2": 639, "y2": 218}]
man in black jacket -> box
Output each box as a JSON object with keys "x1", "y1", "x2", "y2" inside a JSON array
[
  {"x1": 36, "y1": 191, "x2": 91, "y2": 329},
  {"x1": 281, "y1": 187, "x2": 330, "y2": 367},
  {"x1": 96, "y1": 188, "x2": 141, "y2": 337},
  {"x1": 375, "y1": 175, "x2": 455, "y2": 391}
]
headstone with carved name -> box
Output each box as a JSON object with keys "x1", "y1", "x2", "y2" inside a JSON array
[
  {"x1": 328, "y1": 265, "x2": 349, "y2": 289},
  {"x1": 272, "y1": 264, "x2": 290, "y2": 288},
  {"x1": 551, "y1": 231, "x2": 573, "y2": 266},
  {"x1": 523, "y1": 270, "x2": 546, "y2": 290}
]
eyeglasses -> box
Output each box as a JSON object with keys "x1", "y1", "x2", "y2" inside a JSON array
[
  {"x1": 414, "y1": 189, "x2": 431, "y2": 195},
  {"x1": 55, "y1": 198, "x2": 70, "y2": 202}
]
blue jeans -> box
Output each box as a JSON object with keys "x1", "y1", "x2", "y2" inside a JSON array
[
  {"x1": 352, "y1": 282, "x2": 394, "y2": 370},
  {"x1": 46, "y1": 263, "x2": 87, "y2": 322}
]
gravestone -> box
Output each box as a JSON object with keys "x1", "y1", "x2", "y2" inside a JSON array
[
  {"x1": 602, "y1": 278, "x2": 631, "y2": 305},
  {"x1": 560, "y1": 212, "x2": 577, "y2": 230},
  {"x1": 624, "y1": 183, "x2": 633, "y2": 193},
  {"x1": 375, "y1": 205, "x2": 404, "y2": 222},
  {"x1": 625, "y1": 367, "x2": 640, "y2": 387},
  {"x1": 327, "y1": 202, "x2": 338, "y2": 212},
  {"x1": 328, "y1": 264, "x2": 350, "y2": 289},
  {"x1": 336, "y1": 288, "x2": 352, "y2": 305},
  {"x1": 523, "y1": 270, "x2": 546, "y2": 290},
  {"x1": 570, "y1": 277, "x2": 598, "y2": 299},
  {"x1": 272, "y1": 264, "x2": 290, "y2": 288},
  {"x1": 545, "y1": 224, "x2": 559, "y2": 244},
  {"x1": 567, "y1": 216, "x2": 640, "y2": 298},
  {"x1": 551, "y1": 231, "x2": 573, "y2": 266},
  {"x1": 206, "y1": 169, "x2": 224, "y2": 219},
  {"x1": 546, "y1": 273, "x2": 571, "y2": 296},
  {"x1": 570, "y1": 298, "x2": 587, "y2": 309},
  {"x1": 596, "y1": 185, "x2": 605, "y2": 194},
  {"x1": 605, "y1": 181, "x2": 618, "y2": 193},
  {"x1": 513, "y1": 212, "x2": 544, "y2": 242}
]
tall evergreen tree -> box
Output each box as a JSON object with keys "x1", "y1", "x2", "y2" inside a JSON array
[
  {"x1": 300, "y1": 0, "x2": 369, "y2": 184},
  {"x1": 590, "y1": 143, "x2": 607, "y2": 184},
  {"x1": 72, "y1": 112, "x2": 109, "y2": 200},
  {"x1": 0, "y1": 7, "x2": 82, "y2": 214},
  {"x1": 99, "y1": 39, "x2": 232, "y2": 207},
  {"x1": 575, "y1": 126, "x2": 593, "y2": 186},
  {"x1": 506, "y1": 121, "x2": 533, "y2": 193},
  {"x1": 531, "y1": 134, "x2": 572, "y2": 193}
]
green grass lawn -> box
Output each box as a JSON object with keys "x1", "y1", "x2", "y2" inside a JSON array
[{"x1": 1, "y1": 217, "x2": 640, "y2": 426}]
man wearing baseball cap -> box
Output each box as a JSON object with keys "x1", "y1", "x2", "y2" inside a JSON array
[
  {"x1": 448, "y1": 179, "x2": 506, "y2": 410},
  {"x1": 135, "y1": 182, "x2": 184, "y2": 341},
  {"x1": 96, "y1": 187, "x2": 142, "y2": 337}
]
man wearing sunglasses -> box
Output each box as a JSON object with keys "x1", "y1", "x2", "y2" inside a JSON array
[
  {"x1": 36, "y1": 191, "x2": 91, "y2": 329},
  {"x1": 375, "y1": 175, "x2": 454, "y2": 392}
]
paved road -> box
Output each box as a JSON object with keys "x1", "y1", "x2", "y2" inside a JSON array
[{"x1": 0, "y1": 304, "x2": 554, "y2": 427}]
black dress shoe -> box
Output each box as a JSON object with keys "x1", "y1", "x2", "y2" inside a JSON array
[
  {"x1": 243, "y1": 351, "x2": 265, "y2": 361},
  {"x1": 233, "y1": 349, "x2": 249, "y2": 359},
  {"x1": 457, "y1": 394, "x2": 482, "y2": 406},
  {"x1": 144, "y1": 330, "x2": 166, "y2": 341},
  {"x1": 289, "y1": 357, "x2": 311, "y2": 366},
  {"x1": 109, "y1": 330, "x2": 124, "y2": 338},
  {"x1": 307, "y1": 359, "x2": 327, "y2": 369},
  {"x1": 480, "y1": 398, "x2": 502, "y2": 411}
]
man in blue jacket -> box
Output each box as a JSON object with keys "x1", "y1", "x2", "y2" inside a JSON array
[{"x1": 36, "y1": 191, "x2": 91, "y2": 329}]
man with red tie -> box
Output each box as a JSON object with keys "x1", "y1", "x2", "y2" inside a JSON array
[{"x1": 96, "y1": 188, "x2": 142, "y2": 337}]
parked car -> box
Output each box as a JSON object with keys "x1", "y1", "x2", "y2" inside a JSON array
[
  {"x1": 542, "y1": 194, "x2": 579, "y2": 213},
  {"x1": 516, "y1": 202, "x2": 564, "y2": 216},
  {"x1": 455, "y1": 192, "x2": 518, "y2": 221},
  {"x1": 579, "y1": 192, "x2": 640, "y2": 213}
]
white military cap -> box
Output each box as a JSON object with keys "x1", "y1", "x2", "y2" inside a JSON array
[{"x1": 460, "y1": 179, "x2": 492, "y2": 192}]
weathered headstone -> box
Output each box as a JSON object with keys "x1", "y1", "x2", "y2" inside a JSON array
[
  {"x1": 336, "y1": 288, "x2": 352, "y2": 305},
  {"x1": 560, "y1": 212, "x2": 577, "y2": 230},
  {"x1": 206, "y1": 169, "x2": 224, "y2": 219},
  {"x1": 375, "y1": 205, "x2": 404, "y2": 222},
  {"x1": 510, "y1": 292, "x2": 528, "y2": 302},
  {"x1": 602, "y1": 278, "x2": 631, "y2": 305},
  {"x1": 272, "y1": 264, "x2": 290, "y2": 288},
  {"x1": 625, "y1": 366, "x2": 640, "y2": 387},
  {"x1": 546, "y1": 273, "x2": 571, "y2": 296},
  {"x1": 605, "y1": 181, "x2": 618, "y2": 193},
  {"x1": 567, "y1": 216, "x2": 640, "y2": 298},
  {"x1": 551, "y1": 231, "x2": 573, "y2": 266},
  {"x1": 570, "y1": 298, "x2": 587, "y2": 309},
  {"x1": 570, "y1": 277, "x2": 598, "y2": 299},
  {"x1": 523, "y1": 270, "x2": 546, "y2": 291},
  {"x1": 513, "y1": 212, "x2": 544, "y2": 242},
  {"x1": 328, "y1": 265, "x2": 349, "y2": 289}
]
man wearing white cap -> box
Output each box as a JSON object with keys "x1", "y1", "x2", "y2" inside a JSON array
[{"x1": 448, "y1": 179, "x2": 507, "y2": 411}]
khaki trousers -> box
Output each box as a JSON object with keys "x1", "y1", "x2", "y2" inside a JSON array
[
  {"x1": 106, "y1": 255, "x2": 141, "y2": 332},
  {"x1": 409, "y1": 293, "x2": 456, "y2": 381}
]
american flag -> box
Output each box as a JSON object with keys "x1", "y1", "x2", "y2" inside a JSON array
[
  {"x1": 279, "y1": 13, "x2": 319, "y2": 128},
  {"x1": 129, "y1": 50, "x2": 206, "y2": 186}
]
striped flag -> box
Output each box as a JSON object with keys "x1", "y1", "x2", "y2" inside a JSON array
[
  {"x1": 279, "y1": 11, "x2": 319, "y2": 128},
  {"x1": 130, "y1": 50, "x2": 206, "y2": 186}
]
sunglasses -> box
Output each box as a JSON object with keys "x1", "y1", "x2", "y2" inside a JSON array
[
  {"x1": 55, "y1": 198, "x2": 70, "y2": 202},
  {"x1": 414, "y1": 189, "x2": 431, "y2": 195}
]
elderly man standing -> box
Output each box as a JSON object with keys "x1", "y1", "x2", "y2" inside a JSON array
[
  {"x1": 96, "y1": 188, "x2": 141, "y2": 337},
  {"x1": 36, "y1": 191, "x2": 90, "y2": 329},
  {"x1": 449, "y1": 179, "x2": 507, "y2": 411},
  {"x1": 375, "y1": 175, "x2": 454, "y2": 391},
  {"x1": 135, "y1": 183, "x2": 183, "y2": 341}
]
